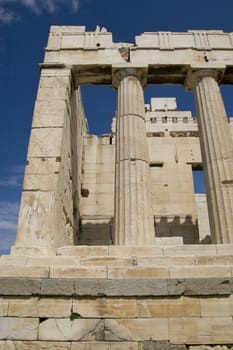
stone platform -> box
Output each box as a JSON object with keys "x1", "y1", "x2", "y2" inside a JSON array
[{"x1": 0, "y1": 244, "x2": 233, "y2": 349}]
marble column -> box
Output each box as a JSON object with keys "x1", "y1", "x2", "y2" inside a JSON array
[
  {"x1": 112, "y1": 67, "x2": 155, "y2": 245},
  {"x1": 186, "y1": 68, "x2": 233, "y2": 243}
]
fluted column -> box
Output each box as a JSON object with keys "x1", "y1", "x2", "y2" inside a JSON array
[
  {"x1": 186, "y1": 68, "x2": 233, "y2": 243},
  {"x1": 112, "y1": 67, "x2": 155, "y2": 245}
]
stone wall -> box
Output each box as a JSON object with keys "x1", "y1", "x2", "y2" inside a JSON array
[
  {"x1": 1, "y1": 244, "x2": 233, "y2": 348},
  {"x1": 15, "y1": 69, "x2": 87, "y2": 249}
]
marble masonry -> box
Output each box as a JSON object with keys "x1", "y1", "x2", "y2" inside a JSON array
[{"x1": 0, "y1": 26, "x2": 233, "y2": 349}]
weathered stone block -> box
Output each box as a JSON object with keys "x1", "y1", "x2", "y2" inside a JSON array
[
  {"x1": 200, "y1": 295, "x2": 233, "y2": 317},
  {"x1": 108, "y1": 267, "x2": 169, "y2": 279},
  {"x1": 40, "y1": 279, "x2": 74, "y2": 296},
  {"x1": 137, "y1": 296, "x2": 201, "y2": 317},
  {"x1": 23, "y1": 174, "x2": 59, "y2": 191},
  {"x1": 72, "y1": 343, "x2": 138, "y2": 350},
  {"x1": 50, "y1": 266, "x2": 107, "y2": 278},
  {"x1": 11, "y1": 246, "x2": 56, "y2": 256},
  {"x1": 71, "y1": 343, "x2": 109, "y2": 350},
  {"x1": 105, "y1": 318, "x2": 169, "y2": 341},
  {"x1": 27, "y1": 256, "x2": 78, "y2": 266},
  {"x1": 139, "y1": 341, "x2": 187, "y2": 350},
  {"x1": 0, "y1": 256, "x2": 28, "y2": 265},
  {"x1": 169, "y1": 266, "x2": 231, "y2": 279},
  {"x1": 105, "y1": 279, "x2": 168, "y2": 296},
  {"x1": 2, "y1": 340, "x2": 71, "y2": 349},
  {"x1": 39, "y1": 318, "x2": 104, "y2": 341},
  {"x1": 73, "y1": 298, "x2": 137, "y2": 318},
  {"x1": 32, "y1": 100, "x2": 68, "y2": 128},
  {"x1": 168, "y1": 278, "x2": 232, "y2": 296},
  {"x1": 108, "y1": 246, "x2": 163, "y2": 257},
  {"x1": 169, "y1": 317, "x2": 233, "y2": 343},
  {"x1": 56, "y1": 246, "x2": 109, "y2": 256},
  {"x1": 0, "y1": 278, "x2": 41, "y2": 296},
  {"x1": 110, "y1": 343, "x2": 138, "y2": 350},
  {"x1": 74, "y1": 279, "x2": 106, "y2": 296},
  {"x1": 80, "y1": 257, "x2": 135, "y2": 267},
  {"x1": 163, "y1": 245, "x2": 216, "y2": 257},
  {"x1": 8, "y1": 297, "x2": 72, "y2": 318},
  {"x1": 0, "y1": 317, "x2": 39, "y2": 340},
  {"x1": 27, "y1": 128, "x2": 63, "y2": 158},
  {"x1": 0, "y1": 298, "x2": 8, "y2": 316},
  {"x1": 0, "y1": 265, "x2": 49, "y2": 278},
  {"x1": 25, "y1": 158, "x2": 60, "y2": 175}
]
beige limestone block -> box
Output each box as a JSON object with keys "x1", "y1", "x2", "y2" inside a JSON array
[
  {"x1": 137, "y1": 256, "x2": 195, "y2": 266},
  {"x1": 37, "y1": 85, "x2": 70, "y2": 101},
  {"x1": 8, "y1": 297, "x2": 72, "y2": 318},
  {"x1": 0, "y1": 317, "x2": 39, "y2": 340},
  {"x1": 27, "y1": 128, "x2": 63, "y2": 158},
  {"x1": 26, "y1": 158, "x2": 60, "y2": 175},
  {"x1": 3, "y1": 341, "x2": 71, "y2": 349},
  {"x1": 73, "y1": 298, "x2": 137, "y2": 318},
  {"x1": 137, "y1": 296, "x2": 201, "y2": 317},
  {"x1": 0, "y1": 265, "x2": 49, "y2": 278},
  {"x1": 0, "y1": 299, "x2": 8, "y2": 316},
  {"x1": 27, "y1": 256, "x2": 78, "y2": 266},
  {"x1": 50, "y1": 266, "x2": 107, "y2": 278},
  {"x1": 57, "y1": 246, "x2": 109, "y2": 256},
  {"x1": 200, "y1": 296, "x2": 232, "y2": 317},
  {"x1": 108, "y1": 266, "x2": 169, "y2": 279},
  {"x1": 16, "y1": 191, "x2": 67, "y2": 248},
  {"x1": 108, "y1": 246, "x2": 163, "y2": 256},
  {"x1": 11, "y1": 246, "x2": 56, "y2": 256},
  {"x1": 39, "y1": 318, "x2": 102, "y2": 341},
  {"x1": 216, "y1": 244, "x2": 233, "y2": 255},
  {"x1": 105, "y1": 318, "x2": 168, "y2": 341},
  {"x1": 0, "y1": 256, "x2": 28, "y2": 265},
  {"x1": 23, "y1": 174, "x2": 59, "y2": 191},
  {"x1": 39, "y1": 75, "x2": 71, "y2": 89},
  {"x1": 169, "y1": 317, "x2": 233, "y2": 343},
  {"x1": 170, "y1": 265, "x2": 231, "y2": 278},
  {"x1": 32, "y1": 100, "x2": 68, "y2": 128},
  {"x1": 40, "y1": 68, "x2": 72, "y2": 78},
  {"x1": 189, "y1": 347, "x2": 233, "y2": 350},
  {"x1": 79, "y1": 257, "x2": 135, "y2": 267},
  {"x1": 110, "y1": 344, "x2": 138, "y2": 350},
  {"x1": 71, "y1": 343, "x2": 109, "y2": 350},
  {"x1": 195, "y1": 255, "x2": 233, "y2": 265},
  {"x1": 163, "y1": 245, "x2": 217, "y2": 256}
]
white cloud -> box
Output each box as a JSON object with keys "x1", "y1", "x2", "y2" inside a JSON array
[
  {"x1": 0, "y1": 165, "x2": 24, "y2": 187},
  {"x1": 0, "y1": 5, "x2": 17, "y2": 23},
  {"x1": 0, "y1": 201, "x2": 19, "y2": 225},
  {"x1": 0, "y1": 200, "x2": 19, "y2": 253},
  {"x1": 0, "y1": 0, "x2": 80, "y2": 24}
]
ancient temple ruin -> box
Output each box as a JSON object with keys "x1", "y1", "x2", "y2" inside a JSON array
[{"x1": 0, "y1": 27, "x2": 233, "y2": 349}]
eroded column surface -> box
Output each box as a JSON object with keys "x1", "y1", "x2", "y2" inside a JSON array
[
  {"x1": 189, "y1": 69, "x2": 233, "y2": 243},
  {"x1": 113, "y1": 68, "x2": 155, "y2": 245}
]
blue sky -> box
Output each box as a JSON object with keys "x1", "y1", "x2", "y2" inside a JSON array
[{"x1": 0, "y1": 0, "x2": 233, "y2": 254}]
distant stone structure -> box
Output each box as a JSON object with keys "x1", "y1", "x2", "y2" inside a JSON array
[{"x1": 0, "y1": 27, "x2": 233, "y2": 349}]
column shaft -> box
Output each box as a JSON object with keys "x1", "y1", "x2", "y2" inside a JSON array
[
  {"x1": 115, "y1": 73, "x2": 154, "y2": 245},
  {"x1": 194, "y1": 75, "x2": 233, "y2": 243}
]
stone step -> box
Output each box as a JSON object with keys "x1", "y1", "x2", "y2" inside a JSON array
[
  {"x1": 0, "y1": 261, "x2": 232, "y2": 279},
  {"x1": 10, "y1": 244, "x2": 233, "y2": 258},
  {"x1": 1, "y1": 253, "x2": 233, "y2": 267}
]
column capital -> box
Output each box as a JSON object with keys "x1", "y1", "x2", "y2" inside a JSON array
[
  {"x1": 112, "y1": 64, "x2": 148, "y2": 89},
  {"x1": 184, "y1": 65, "x2": 225, "y2": 91}
]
